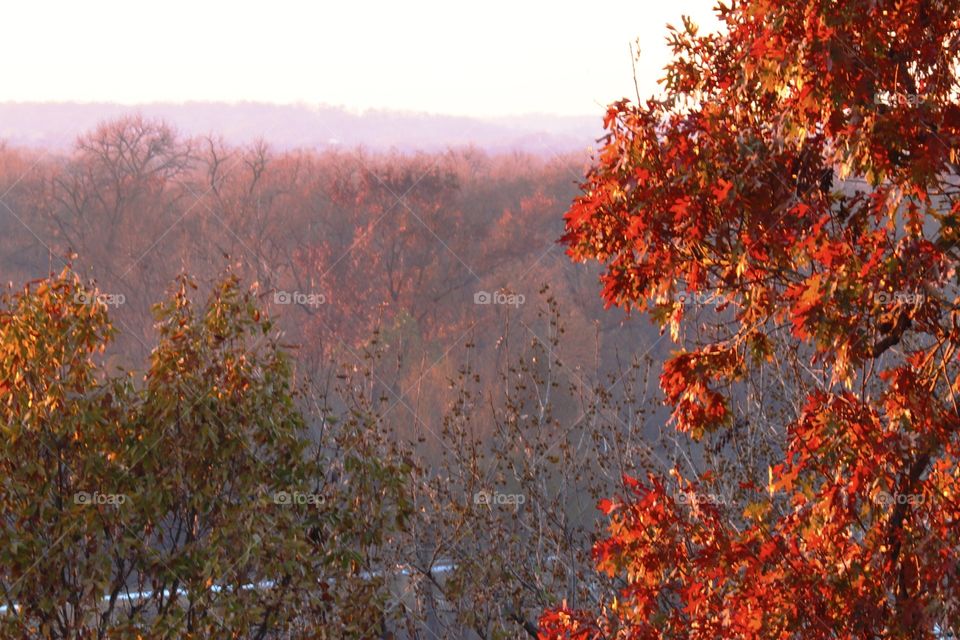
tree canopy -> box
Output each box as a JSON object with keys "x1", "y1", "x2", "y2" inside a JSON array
[
  {"x1": 0, "y1": 268, "x2": 409, "y2": 638},
  {"x1": 542, "y1": 0, "x2": 960, "y2": 637}
]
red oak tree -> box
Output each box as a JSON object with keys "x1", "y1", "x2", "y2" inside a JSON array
[{"x1": 542, "y1": 0, "x2": 960, "y2": 637}]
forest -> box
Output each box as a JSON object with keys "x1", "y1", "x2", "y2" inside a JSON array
[
  {"x1": 0, "y1": 117, "x2": 674, "y2": 638},
  {"x1": 3, "y1": 0, "x2": 960, "y2": 638}
]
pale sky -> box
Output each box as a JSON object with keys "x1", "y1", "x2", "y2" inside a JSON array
[{"x1": 4, "y1": 0, "x2": 719, "y2": 117}]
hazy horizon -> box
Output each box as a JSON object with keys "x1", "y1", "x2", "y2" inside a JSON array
[
  {"x1": 0, "y1": 100, "x2": 605, "y2": 153},
  {"x1": 0, "y1": 98, "x2": 604, "y2": 120}
]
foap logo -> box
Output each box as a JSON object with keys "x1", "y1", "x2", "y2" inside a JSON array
[
  {"x1": 273, "y1": 291, "x2": 326, "y2": 307},
  {"x1": 874, "y1": 92, "x2": 930, "y2": 108},
  {"x1": 473, "y1": 290, "x2": 525, "y2": 308},
  {"x1": 676, "y1": 491, "x2": 726, "y2": 506},
  {"x1": 273, "y1": 490, "x2": 325, "y2": 506},
  {"x1": 674, "y1": 291, "x2": 728, "y2": 307},
  {"x1": 876, "y1": 491, "x2": 924, "y2": 507},
  {"x1": 874, "y1": 291, "x2": 925, "y2": 306},
  {"x1": 74, "y1": 491, "x2": 128, "y2": 506},
  {"x1": 75, "y1": 290, "x2": 126, "y2": 308},
  {"x1": 473, "y1": 489, "x2": 526, "y2": 510}
]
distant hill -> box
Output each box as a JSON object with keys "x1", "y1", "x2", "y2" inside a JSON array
[{"x1": 0, "y1": 102, "x2": 602, "y2": 154}]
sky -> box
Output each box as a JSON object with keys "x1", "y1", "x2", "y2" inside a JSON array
[{"x1": 5, "y1": 0, "x2": 719, "y2": 117}]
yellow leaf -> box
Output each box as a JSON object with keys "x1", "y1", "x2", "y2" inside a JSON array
[
  {"x1": 744, "y1": 501, "x2": 771, "y2": 520},
  {"x1": 736, "y1": 254, "x2": 748, "y2": 278}
]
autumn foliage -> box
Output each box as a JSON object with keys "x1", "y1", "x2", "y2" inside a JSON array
[
  {"x1": 542, "y1": 0, "x2": 960, "y2": 637},
  {"x1": 0, "y1": 269, "x2": 409, "y2": 637}
]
